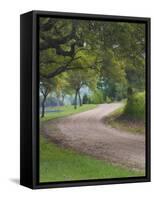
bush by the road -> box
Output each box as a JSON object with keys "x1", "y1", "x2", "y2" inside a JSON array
[
  {"x1": 90, "y1": 90, "x2": 104, "y2": 104},
  {"x1": 124, "y1": 92, "x2": 145, "y2": 120}
]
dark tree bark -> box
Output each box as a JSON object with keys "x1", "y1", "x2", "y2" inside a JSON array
[
  {"x1": 41, "y1": 95, "x2": 47, "y2": 118},
  {"x1": 127, "y1": 86, "x2": 133, "y2": 101},
  {"x1": 40, "y1": 85, "x2": 50, "y2": 118},
  {"x1": 45, "y1": 56, "x2": 83, "y2": 79},
  {"x1": 74, "y1": 89, "x2": 78, "y2": 109},
  {"x1": 78, "y1": 90, "x2": 82, "y2": 106}
]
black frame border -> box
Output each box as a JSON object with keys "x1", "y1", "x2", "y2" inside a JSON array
[{"x1": 21, "y1": 10, "x2": 151, "y2": 189}]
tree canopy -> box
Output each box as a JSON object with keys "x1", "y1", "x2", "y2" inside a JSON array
[{"x1": 39, "y1": 17, "x2": 146, "y2": 116}]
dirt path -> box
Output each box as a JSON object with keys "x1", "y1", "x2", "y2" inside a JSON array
[{"x1": 43, "y1": 103, "x2": 145, "y2": 171}]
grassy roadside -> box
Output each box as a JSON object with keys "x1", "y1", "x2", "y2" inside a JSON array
[
  {"x1": 104, "y1": 106, "x2": 145, "y2": 134},
  {"x1": 40, "y1": 135, "x2": 143, "y2": 182},
  {"x1": 41, "y1": 104, "x2": 97, "y2": 122},
  {"x1": 40, "y1": 104, "x2": 144, "y2": 183}
]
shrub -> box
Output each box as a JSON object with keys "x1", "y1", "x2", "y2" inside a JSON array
[
  {"x1": 124, "y1": 91, "x2": 145, "y2": 120},
  {"x1": 106, "y1": 96, "x2": 112, "y2": 103},
  {"x1": 90, "y1": 90, "x2": 104, "y2": 104},
  {"x1": 82, "y1": 94, "x2": 90, "y2": 104}
]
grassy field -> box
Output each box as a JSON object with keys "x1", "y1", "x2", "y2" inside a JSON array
[
  {"x1": 104, "y1": 106, "x2": 145, "y2": 134},
  {"x1": 40, "y1": 104, "x2": 144, "y2": 183}
]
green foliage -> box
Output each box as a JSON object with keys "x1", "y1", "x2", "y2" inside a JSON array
[
  {"x1": 97, "y1": 78, "x2": 127, "y2": 102},
  {"x1": 106, "y1": 96, "x2": 112, "y2": 103},
  {"x1": 101, "y1": 49, "x2": 127, "y2": 84},
  {"x1": 40, "y1": 18, "x2": 145, "y2": 90},
  {"x1": 40, "y1": 136, "x2": 143, "y2": 182},
  {"x1": 67, "y1": 68, "x2": 98, "y2": 91},
  {"x1": 90, "y1": 89, "x2": 104, "y2": 104},
  {"x1": 39, "y1": 17, "x2": 146, "y2": 118},
  {"x1": 82, "y1": 94, "x2": 90, "y2": 104},
  {"x1": 124, "y1": 92, "x2": 145, "y2": 120}
]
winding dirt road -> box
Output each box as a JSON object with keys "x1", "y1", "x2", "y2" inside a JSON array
[{"x1": 43, "y1": 103, "x2": 145, "y2": 171}]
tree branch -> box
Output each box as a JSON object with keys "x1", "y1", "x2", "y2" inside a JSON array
[
  {"x1": 39, "y1": 20, "x2": 83, "y2": 57},
  {"x1": 40, "y1": 18, "x2": 56, "y2": 32}
]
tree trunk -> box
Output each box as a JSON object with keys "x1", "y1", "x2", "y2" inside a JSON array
[
  {"x1": 56, "y1": 93, "x2": 61, "y2": 106},
  {"x1": 127, "y1": 86, "x2": 133, "y2": 101},
  {"x1": 74, "y1": 89, "x2": 78, "y2": 109},
  {"x1": 41, "y1": 95, "x2": 47, "y2": 118},
  {"x1": 78, "y1": 90, "x2": 82, "y2": 106},
  {"x1": 62, "y1": 94, "x2": 65, "y2": 105},
  {"x1": 57, "y1": 98, "x2": 60, "y2": 106}
]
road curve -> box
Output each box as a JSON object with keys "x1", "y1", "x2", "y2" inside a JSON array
[{"x1": 43, "y1": 103, "x2": 145, "y2": 171}]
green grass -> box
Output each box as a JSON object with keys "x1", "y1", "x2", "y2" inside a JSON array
[
  {"x1": 41, "y1": 104, "x2": 97, "y2": 122},
  {"x1": 104, "y1": 106, "x2": 145, "y2": 134},
  {"x1": 40, "y1": 135, "x2": 143, "y2": 182}
]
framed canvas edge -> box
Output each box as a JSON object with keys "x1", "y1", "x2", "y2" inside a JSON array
[{"x1": 21, "y1": 10, "x2": 151, "y2": 189}]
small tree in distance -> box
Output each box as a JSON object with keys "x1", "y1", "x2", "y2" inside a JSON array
[{"x1": 40, "y1": 79, "x2": 52, "y2": 118}]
